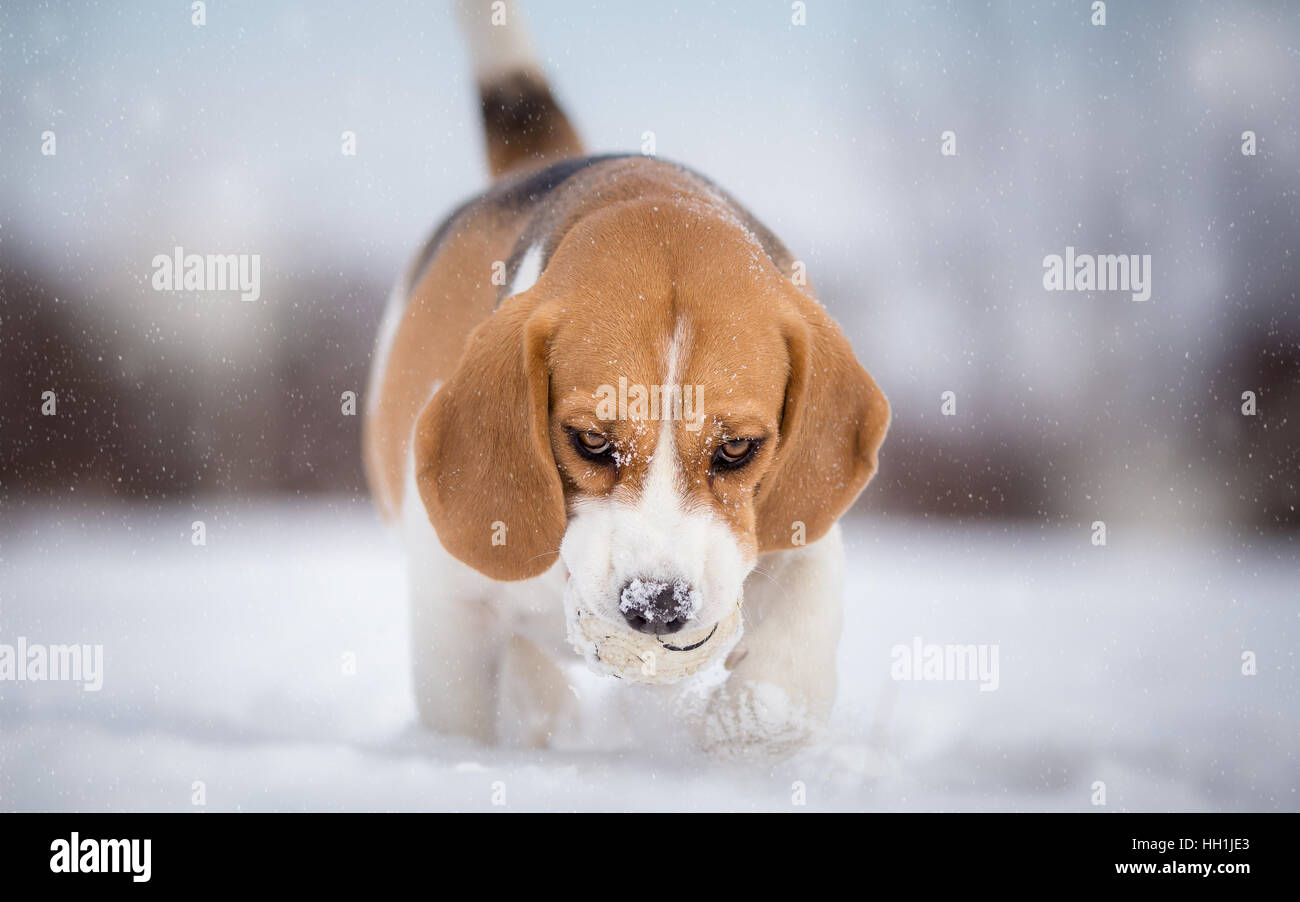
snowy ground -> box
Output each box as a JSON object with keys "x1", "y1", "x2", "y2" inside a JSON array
[{"x1": 0, "y1": 498, "x2": 1294, "y2": 812}]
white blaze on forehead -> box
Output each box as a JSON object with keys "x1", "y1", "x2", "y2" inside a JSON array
[
  {"x1": 622, "y1": 321, "x2": 712, "y2": 581},
  {"x1": 561, "y1": 319, "x2": 752, "y2": 633},
  {"x1": 637, "y1": 321, "x2": 689, "y2": 515}
]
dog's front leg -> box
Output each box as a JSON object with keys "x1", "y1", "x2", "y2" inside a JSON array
[
  {"x1": 407, "y1": 558, "x2": 506, "y2": 744},
  {"x1": 702, "y1": 524, "x2": 846, "y2": 761}
]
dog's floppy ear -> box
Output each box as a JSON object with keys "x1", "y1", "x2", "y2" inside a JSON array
[
  {"x1": 756, "y1": 293, "x2": 890, "y2": 551},
  {"x1": 413, "y1": 293, "x2": 564, "y2": 580}
]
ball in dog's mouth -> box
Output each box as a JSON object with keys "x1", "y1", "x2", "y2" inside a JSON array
[
  {"x1": 659, "y1": 622, "x2": 718, "y2": 652},
  {"x1": 564, "y1": 590, "x2": 743, "y2": 684}
]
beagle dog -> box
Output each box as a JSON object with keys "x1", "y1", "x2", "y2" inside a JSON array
[{"x1": 363, "y1": 3, "x2": 889, "y2": 760}]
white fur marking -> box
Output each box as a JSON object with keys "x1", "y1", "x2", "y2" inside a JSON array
[
  {"x1": 455, "y1": 0, "x2": 539, "y2": 82},
  {"x1": 507, "y1": 242, "x2": 544, "y2": 297}
]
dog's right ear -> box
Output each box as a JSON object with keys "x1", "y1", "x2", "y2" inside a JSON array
[{"x1": 413, "y1": 293, "x2": 565, "y2": 581}]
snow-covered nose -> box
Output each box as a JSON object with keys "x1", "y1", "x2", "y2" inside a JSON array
[{"x1": 618, "y1": 576, "x2": 700, "y2": 635}]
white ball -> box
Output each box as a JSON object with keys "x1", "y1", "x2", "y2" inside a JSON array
[{"x1": 568, "y1": 606, "x2": 743, "y2": 684}]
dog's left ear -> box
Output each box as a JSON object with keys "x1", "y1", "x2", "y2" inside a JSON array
[
  {"x1": 756, "y1": 292, "x2": 890, "y2": 551},
  {"x1": 412, "y1": 293, "x2": 565, "y2": 580}
]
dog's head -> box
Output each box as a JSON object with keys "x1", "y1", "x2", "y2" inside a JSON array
[{"x1": 413, "y1": 199, "x2": 889, "y2": 678}]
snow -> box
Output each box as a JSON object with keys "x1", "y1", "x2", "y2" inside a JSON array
[{"x1": 1, "y1": 499, "x2": 1293, "y2": 811}]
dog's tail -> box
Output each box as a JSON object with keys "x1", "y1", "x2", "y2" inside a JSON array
[{"x1": 455, "y1": 1, "x2": 584, "y2": 180}]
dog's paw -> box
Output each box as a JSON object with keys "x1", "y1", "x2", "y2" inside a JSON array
[{"x1": 701, "y1": 679, "x2": 817, "y2": 763}]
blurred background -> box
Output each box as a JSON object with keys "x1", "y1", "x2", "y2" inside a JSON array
[
  {"x1": 0, "y1": 2, "x2": 1296, "y2": 811},
  {"x1": 2, "y1": 0, "x2": 1296, "y2": 527}
]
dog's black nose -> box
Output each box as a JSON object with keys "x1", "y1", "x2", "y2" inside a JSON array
[{"x1": 620, "y1": 577, "x2": 696, "y2": 635}]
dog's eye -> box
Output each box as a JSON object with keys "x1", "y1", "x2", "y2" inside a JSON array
[
  {"x1": 713, "y1": 438, "x2": 757, "y2": 469},
  {"x1": 573, "y1": 430, "x2": 613, "y2": 460}
]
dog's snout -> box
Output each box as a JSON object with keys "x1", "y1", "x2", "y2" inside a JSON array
[{"x1": 619, "y1": 577, "x2": 699, "y2": 635}]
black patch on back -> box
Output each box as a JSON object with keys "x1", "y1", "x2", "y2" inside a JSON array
[
  {"x1": 406, "y1": 153, "x2": 795, "y2": 306},
  {"x1": 495, "y1": 153, "x2": 632, "y2": 211},
  {"x1": 406, "y1": 155, "x2": 631, "y2": 297},
  {"x1": 479, "y1": 74, "x2": 571, "y2": 160}
]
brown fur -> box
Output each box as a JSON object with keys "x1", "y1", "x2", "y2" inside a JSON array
[{"x1": 364, "y1": 156, "x2": 889, "y2": 581}]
